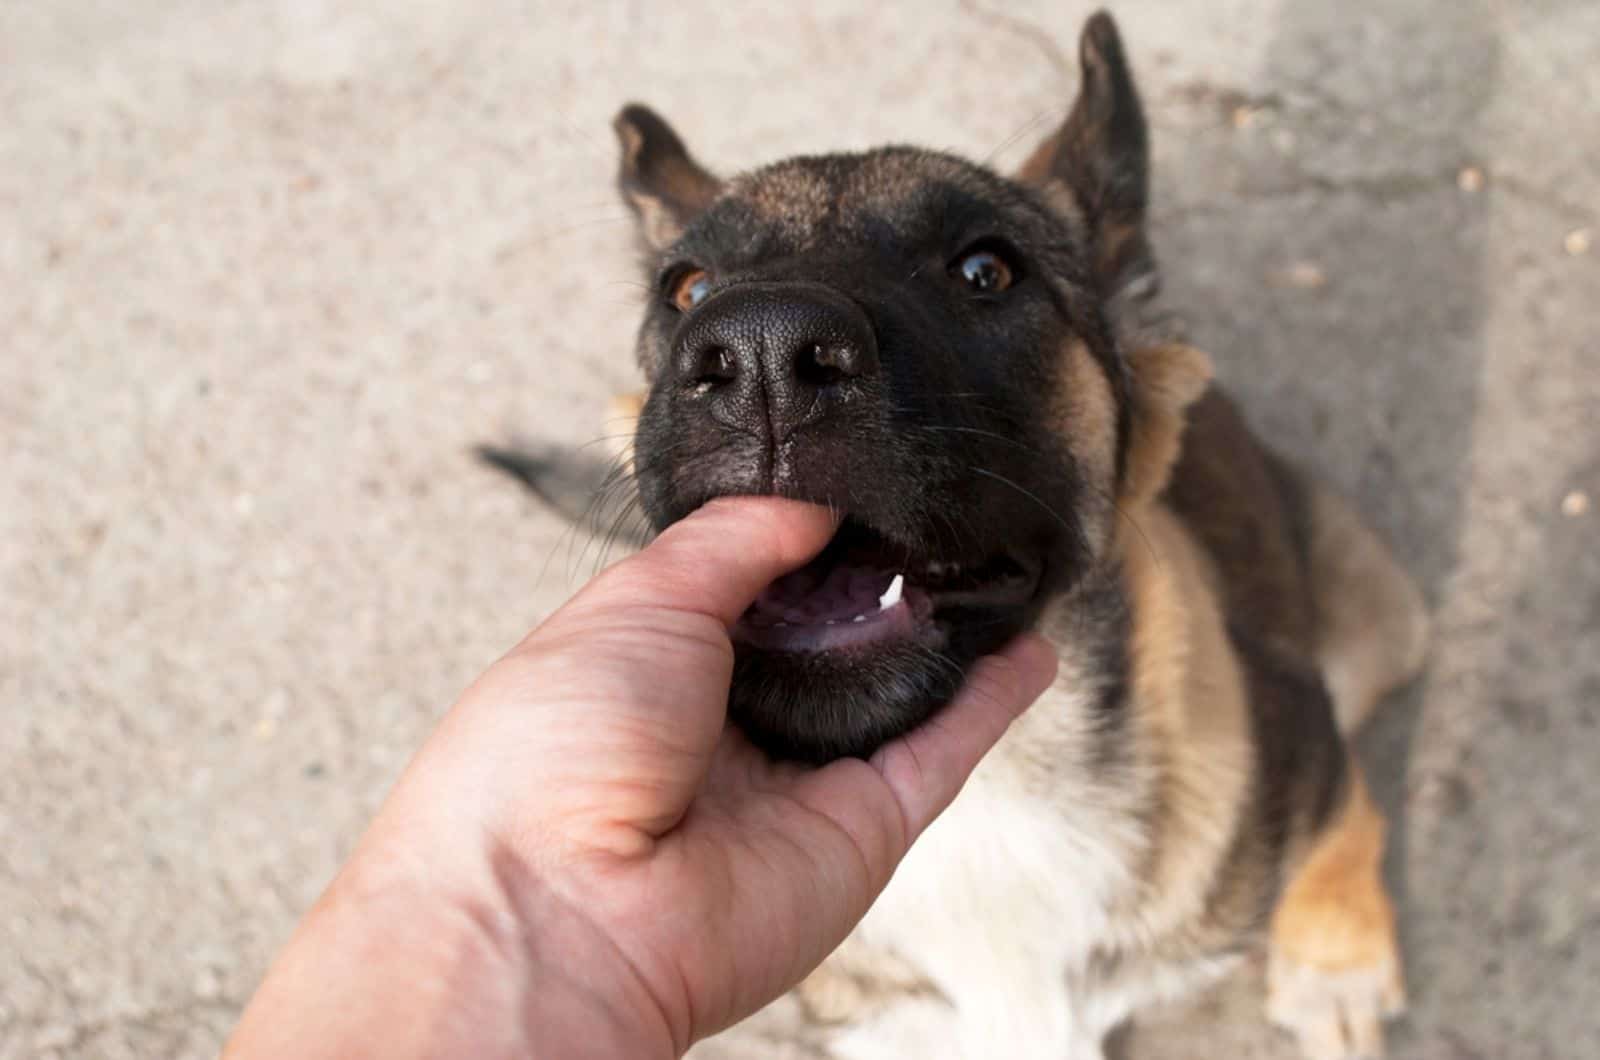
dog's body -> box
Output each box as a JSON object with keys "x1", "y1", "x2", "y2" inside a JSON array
[
  {"x1": 769, "y1": 393, "x2": 1425, "y2": 1060},
  {"x1": 490, "y1": 13, "x2": 1427, "y2": 1059}
]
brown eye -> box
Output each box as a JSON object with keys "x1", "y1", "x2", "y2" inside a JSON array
[
  {"x1": 952, "y1": 248, "x2": 1015, "y2": 294},
  {"x1": 670, "y1": 268, "x2": 712, "y2": 312}
]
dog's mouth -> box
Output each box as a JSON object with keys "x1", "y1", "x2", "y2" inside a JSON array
[{"x1": 733, "y1": 517, "x2": 1042, "y2": 654}]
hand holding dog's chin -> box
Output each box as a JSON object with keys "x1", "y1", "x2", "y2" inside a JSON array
[{"x1": 226, "y1": 497, "x2": 1057, "y2": 1060}]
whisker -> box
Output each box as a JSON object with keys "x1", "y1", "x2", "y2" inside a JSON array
[
  {"x1": 592, "y1": 493, "x2": 650, "y2": 576},
  {"x1": 968, "y1": 466, "x2": 1077, "y2": 539},
  {"x1": 917, "y1": 424, "x2": 1052, "y2": 461},
  {"x1": 979, "y1": 109, "x2": 1057, "y2": 169},
  {"x1": 1108, "y1": 494, "x2": 1159, "y2": 571}
]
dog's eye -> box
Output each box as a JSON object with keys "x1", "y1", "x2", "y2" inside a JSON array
[
  {"x1": 951, "y1": 247, "x2": 1016, "y2": 294},
  {"x1": 668, "y1": 268, "x2": 712, "y2": 312}
]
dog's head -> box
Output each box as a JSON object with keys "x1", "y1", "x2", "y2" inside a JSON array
[{"x1": 616, "y1": 12, "x2": 1209, "y2": 762}]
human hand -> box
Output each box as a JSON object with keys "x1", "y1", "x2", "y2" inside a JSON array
[{"x1": 226, "y1": 497, "x2": 1057, "y2": 1059}]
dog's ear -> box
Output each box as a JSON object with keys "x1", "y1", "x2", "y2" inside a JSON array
[
  {"x1": 613, "y1": 104, "x2": 721, "y2": 250},
  {"x1": 1017, "y1": 12, "x2": 1155, "y2": 302},
  {"x1": 1120, "y1": 343, "x2": 1212, "y2": 505}
]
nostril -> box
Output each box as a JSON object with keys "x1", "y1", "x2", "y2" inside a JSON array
[
  {"x1": 689, "y1": 345, "x2": 739, "y2": 391},
  {"x1": 795, "y1": 341, "x2": 856, "y2": 388}
]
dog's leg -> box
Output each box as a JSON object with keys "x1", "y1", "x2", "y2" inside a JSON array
[
  {"x1": 1266, "y1": 762, "x2": 1404, "y2": 1060},
  {"x1": 1304, "y1": 486, "x2": 1429, "y2": 732}
]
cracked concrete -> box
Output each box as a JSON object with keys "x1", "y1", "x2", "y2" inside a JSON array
[{"x1": 4, "y1": 2, "x2": 1597, "y2": 1058}]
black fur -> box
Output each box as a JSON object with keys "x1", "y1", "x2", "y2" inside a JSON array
[
  {"x1": 632, "y1": 149, "x2": 1118, "y2": 761},
  {"x1": 488, "y1": 12, "x2": 1157, "y2": 763}
]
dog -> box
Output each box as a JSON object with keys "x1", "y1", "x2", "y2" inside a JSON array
[{"x1": 484, "y1": 11, "x2": 1429, "y2": 1058}]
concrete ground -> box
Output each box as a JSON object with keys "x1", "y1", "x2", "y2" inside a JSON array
[{"x1": 3, "y1": 1, "x2": 1596, "y2": 1057}]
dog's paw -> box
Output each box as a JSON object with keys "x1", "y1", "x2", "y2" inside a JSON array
[
  {"x1": 1266, "y1": 766, "x2": 1404, "y2": 1060},
  {"x1": 1266, "y1": 946, "x2": 1404, "y2": 1060}
]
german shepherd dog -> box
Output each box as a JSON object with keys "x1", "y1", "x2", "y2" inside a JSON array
[{"x1": 484, "y1": 11, "x2": 1429, "y2": 1058}]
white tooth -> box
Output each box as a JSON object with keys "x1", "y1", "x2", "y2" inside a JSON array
[
  {"x1": 878, "y1": 573, "x2": 904, "y2": 611},
  {"x1": 927, "y1": 561, "x2": 945, "y2": 576},
  {"x1": 852, "y1": 614, "x2": 867, "y2": 623}
]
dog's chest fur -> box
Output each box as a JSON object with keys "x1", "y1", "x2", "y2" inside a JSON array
[
  {"x1": 724, "y1": 505, "x2": 1265, "y2": 1060},
  {"x1": 844, "y1": 696, "x2": 1168, "y2": 1059}
]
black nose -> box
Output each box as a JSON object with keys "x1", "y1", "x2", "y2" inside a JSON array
[{"x1": 671, "y1": 282, "x2": 879, "y2": 441}]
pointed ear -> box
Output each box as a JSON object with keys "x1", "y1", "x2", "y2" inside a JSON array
[
  {"x1": 1017, "y1": 12, "x2": 1155, "y2": 301},
  {"x1": 613, "y1": 103, "x2": 722, "y2": 250},
  {"x1": 1120, "y1": 344, "x2": 1212, "y2": 505}
]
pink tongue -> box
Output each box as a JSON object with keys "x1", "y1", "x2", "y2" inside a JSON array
[
  {"x1": 735, "y1": 563, "x2": 933, "y2": 654},
  {"x1": 747, "y1": 564, "x2": 896, "y2": 626}
]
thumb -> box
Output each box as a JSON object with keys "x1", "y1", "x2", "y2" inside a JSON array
[
  {"x1": 871, "y1": 633, "x2": 1059, "y2": 841},
  {"x1": 789, "y1": 633, "x2": 1058, "y2": 899},
  {"x1": 533, "y1": 496, "x2": 839, "y2": 643},
  {"x1": 485, "y1": 497, "x2": 837, "y2": 850}
]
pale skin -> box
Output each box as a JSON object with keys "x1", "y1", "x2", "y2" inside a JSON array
[{"x1": 225, "y1": 497, "x2": 1058, "y2": 1059}]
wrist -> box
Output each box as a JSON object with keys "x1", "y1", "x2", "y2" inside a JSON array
[
  {"x1": 350, "y1": 815, "x2": 684, "y2": 1060},
  {"x1": 361, "y1": 699, "x2": 686, "y2": 1058},
  {"x1": 229, "y1": 825, "x2": 678, "y2": 1060},
  {"x1": 227, "y1": 838, "x2": 532, "y2": 1060}
]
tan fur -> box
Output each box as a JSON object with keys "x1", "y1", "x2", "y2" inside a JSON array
[
  {"x1": 1305, "y1": 485, "x2": 1431, "y2": 732},
  {"x1": 1054, "y1": 337, "x2": 1120, "y2": 555},
  {"x1": 629, "y1": 192, "x2": 687, "y2": 250},
  {"x1": 1057, "y1": 338, "x2": 1119, "y2": 488},
  {"x1": 1112, "y1": 503, "x2": 1254, "y2": 936},
  {"x1": 1038, "y1": 180, "x2": 1089, "y2": 230},
  {"x1": 1271, "y1": 766, "x2": 1397, "y2": 972},
  {"x1": 1267, "y1": 764, "x2": 1406, "y2": 1060},
  {"x1": 606, "y1": 391, "x2": 645, "y2": 469},
  {"x1": 1095, "y1": 221, "x2": 1144, "y2": 285},
  {"x1": 1015, "y1": 130, "x2": 1061, "y2": 186},
  {"x1": 1120, "y1": 344, "x2": 1213, "y2": 505}
]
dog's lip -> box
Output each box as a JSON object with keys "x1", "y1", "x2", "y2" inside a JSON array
[
  {"x1": 734, "y1": 590, "x2": 938, "y2": 652},
  {"x1": 731, "y1": 518, "x2": 1041, "y2": 654}
]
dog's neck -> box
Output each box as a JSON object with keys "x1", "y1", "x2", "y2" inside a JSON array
[{"x1": 1017, "y1": 500, "x2": 1255, "y2": 944}]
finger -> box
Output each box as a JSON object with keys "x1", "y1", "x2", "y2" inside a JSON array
[
  {"x1": 783, "y1": 633, "x2": 1058, "y2": 900},
  {"x1": 871, "y1": 633, "x2": 1058, "y2": 841},
  {"x1": 486, "y1": 498, "x2": 836, "y2": 849},
  {"x1": 538, "y1": 496, "x2": 839, "y2": 637}
]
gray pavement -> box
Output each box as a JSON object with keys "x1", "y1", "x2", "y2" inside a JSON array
[{"x1": 3, "y1": 2, "x2": 1597, "y2": 1057}]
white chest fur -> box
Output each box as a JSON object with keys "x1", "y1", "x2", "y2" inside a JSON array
[
  {"x1": 837, "y1": 683, "x2": 1144, "y2": 1059},
  {"x1": 833, "y1": 639, "x2": 1245, "y2": 1060}
]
